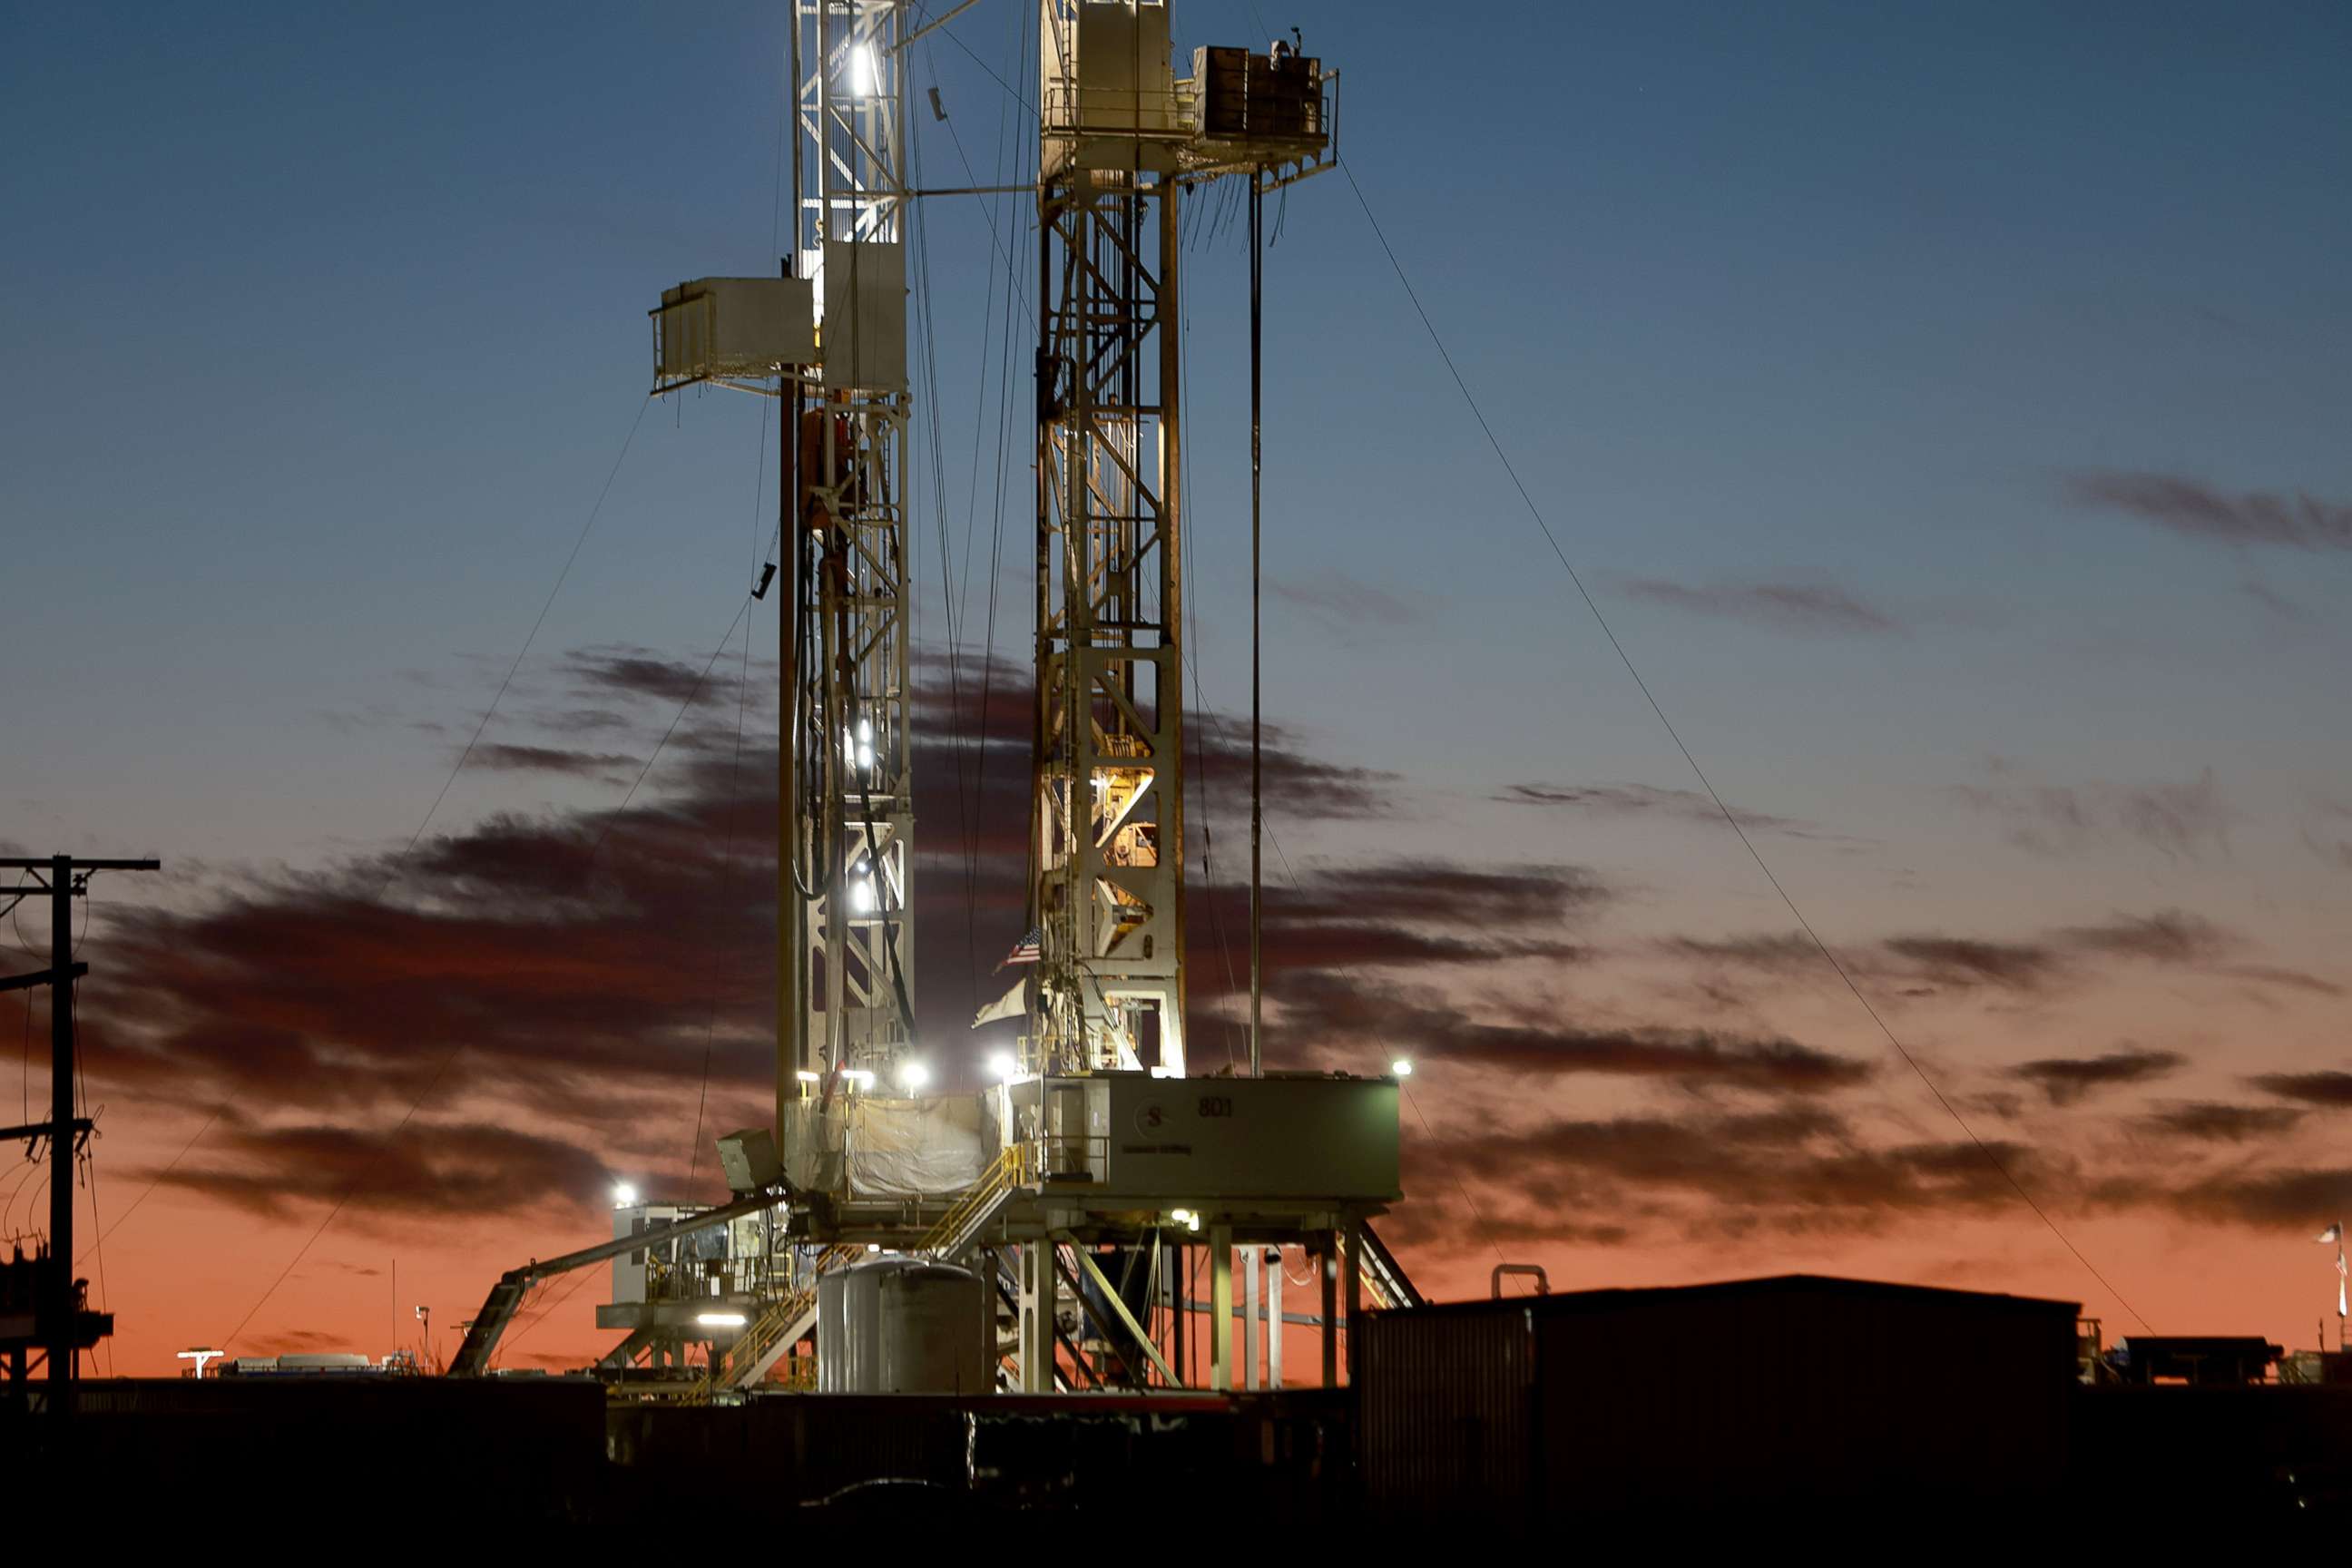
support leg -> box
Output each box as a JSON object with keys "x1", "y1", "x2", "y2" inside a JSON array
[
  {"x1": 1244, "y1": 1242, "x2": 1262, "y2": 1391},
  {"x1": 1344, "y1": 1219, "x2": 1364, "y2": 1387},
  {"x1": 1268, "y1": 1248, "x2": 1284, "y2": 1389},
  {"x1": 1210, "y1": 1224, "x2": 1233, "y2": 1393},
  {"x1": 1170, "y1": 1241, "x2": 1187, "y2": 1387},
  {"x1": 1319, "y1": 1232, "x2": 1338, "y2": 1387},
  {"x1": 1019, "y1": 1240, "x2": 1057, "y2": 1392}
]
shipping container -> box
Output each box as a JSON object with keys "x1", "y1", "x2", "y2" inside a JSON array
[{"x1": 1357, "y1": 1274, "x2": 2079, "y2": 1528}]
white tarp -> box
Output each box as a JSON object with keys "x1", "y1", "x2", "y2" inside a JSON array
[
  {"x1": 779, "y1": 1100, "x2": 846, "y2": 1194},
  {"x1": 779, "y1": 1093, "x2": 995, "y2": 1199},
  {"x1": 843, "y1": 1094, "x2": 990, "y2": 1199}
]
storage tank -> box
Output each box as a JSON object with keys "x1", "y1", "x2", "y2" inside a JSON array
[{"x1": 817, "y1": 1257, "x2": 990, "y2": 1393}]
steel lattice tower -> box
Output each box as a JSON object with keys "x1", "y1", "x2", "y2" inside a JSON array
[
  {"x1": 783, "y1": 0, "x2": 916, "y2": 1105},
  {"x1": 1027, "y1": 0, "x2": 1191, "y2": 1076}
]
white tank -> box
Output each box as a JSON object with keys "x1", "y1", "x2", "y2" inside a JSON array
[{"x1": 817, "y1": 1257, "x2": 990, "y2": 1393}]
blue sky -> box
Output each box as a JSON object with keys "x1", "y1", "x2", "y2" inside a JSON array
[{"x1": 5, "y1": 1, "x2": 2351, "y2": 1362}]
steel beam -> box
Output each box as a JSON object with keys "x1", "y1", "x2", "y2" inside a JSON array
[
  {"x1": 1209, "y1": 1224, "x2": 1233, "y2": 1392},
  {"x1": 1066, "y1": 1238, "x2": 1180, "y2": 1388}
]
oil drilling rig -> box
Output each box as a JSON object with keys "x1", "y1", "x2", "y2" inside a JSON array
[{"x1": 452, "y1": 0, "x2": 1418, "y2": 1398}]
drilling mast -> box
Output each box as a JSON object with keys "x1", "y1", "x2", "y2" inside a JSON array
[
  {"x1": 1027, "y1": 0, "x2": 1191, "y2": 1075},
  {"x1": 784, "y1": 0, "x2": 916, "y2": 1104},
  {"x1": 1026, "y1": 2, "x2": 1329, "y2": 1078},
  {"x1": 544, "y1": 1, "x2": 1402, "y2": 1402}
]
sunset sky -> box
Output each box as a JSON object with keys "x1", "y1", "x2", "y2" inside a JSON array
[{"x1": 5, "y1": 0, "x2": 2350, "y2": 1375}]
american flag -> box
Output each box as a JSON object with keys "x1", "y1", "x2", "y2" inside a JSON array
[{"x1": 994, "y1": 925, "x2": 1043, "y2": 973}]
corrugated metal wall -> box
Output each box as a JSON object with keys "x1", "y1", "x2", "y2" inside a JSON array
[
  {"x1": 1357, "y1": 1303, "x2": 1534, "y2": 1522},
  {"x1": 1357, "y1": 1281, "x2": 2079, "y2": 1524},
  {"x1": 1532, "y1": 1287, "x2": 2074, "y2": 1513}
]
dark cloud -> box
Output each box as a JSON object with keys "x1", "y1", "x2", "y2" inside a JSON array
[
  {"x1": 1269, "y1": 573, "x2": 1418, "y2": 639},
  {"x1": 1661, "y1": 907, "x2": 2330, "y2": 1005},
  {"x1": 2138, "y1": 1102, "x2": 2303, "y2": 1143},
  {"x1": 563, "y1": 647, "x2": 744, "y2": 707},
  {"x1": 1660, "y1": 933, "x2": 1823, "y2": 972},
  {"x1": 1885, "y1": 936, "x2": 2063, "y2": 993},
  {"x1": 1496, "y1": 781, "x2": 1858, "y2": 843},
  {"x1": 2054, "y1": 911, "x2": 2234, "y2": 965},
  {"x1": 1185, "y1": 861, "x2": 1610, "y2": 1074},
  {"x1": 2306, "y1": 805, "x2": 2352, "y2": 876},
  {"x1": 1384, "y1": 1105, "x2": 2035, "y2": 1259},
  {"x1": 469, "y1": 743, "x2": 641, "y2": 777},
  {"x1": 1949, "y1": 770, "x2": 2230, "y2": 861},
  {"x1": 1194, "y1": 718, "x2": 1398, "y2": 822},
  {"x1": 2249, "y1": 1072, "x2": 2352, "y2": 1108},
  {"x1": 914, "y1": 651, "x2": 1401, "y2": 831},
  {"x1": 2241, "y1": 579, "x2": 2310, "y2": 622},
  {"x1": 1620, "y1": 578, "x2": 1902, "y2": 636},
  {"x1": 1257, "y1": 860, "x2": 1604, "y2": 932},
  {"x1": 72, "y1": 641, "x2": 1490, "y2": 1220},
  {"x1": 2064, "y1": 470, "x2": 2352, "y2": 553},
  {"x1": 2008, "y1": 1047, "x2": 2185, "y2": 1105},
  {"x1": 2168, "y1": 1167, "x2": 2352, "y2": 1230},
  {"x1": 2214, "y1": 965, "x2": 2345, "y2": 998},
  {"x1": 1273, "y1": 972, "x2": 1871, "y2": 1094},
  {"x1": 146, "y1": 1113, "x2": 613, "y2": 1222},
  {"x1": 1383, "y1": 1087, "x2": 2352, "y2": 1259}
]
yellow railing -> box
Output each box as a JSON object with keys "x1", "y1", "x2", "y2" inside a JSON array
[
  {"x1": 732, "y1": 1243, "x2": 861, "y2": 1378},
  {"x1": 665, "y1": 1242, "x2": 862, "y2": 1404},
  {"x1": 916, "y1": 1143, "x2": 1025, "y2": 1257}
]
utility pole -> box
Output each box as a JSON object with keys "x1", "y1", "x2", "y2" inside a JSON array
[{"x1": 0, "y1": 854, "x2": 159, "y2": 1410}]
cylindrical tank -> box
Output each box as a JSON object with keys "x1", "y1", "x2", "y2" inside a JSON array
[{"x1": 817, "y1": 1257, "x2": 990, "y2": 1393}]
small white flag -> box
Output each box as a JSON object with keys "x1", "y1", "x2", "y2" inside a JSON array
[
  {"x1": 2320, "y1": 1223, "x2": 2344, "y2": 1244},
  {"x1": 972, "y1": 975, "x2": 1025, "y2": 1028}
]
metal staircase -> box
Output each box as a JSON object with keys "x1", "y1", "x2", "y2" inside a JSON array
[
  {"x1": 695, "y1": 1242, "x2": 862, "y2": 1399},
  {"x1": 916, "y1": 1143, "x2": 1029, "y2": 1262},
  {"x1": 1352, "y1": 1220, "x2": 1425, "y2": 1310},
  {"x1": 656, "y1": 1152, "x2": 1034, "y2": 1403}
]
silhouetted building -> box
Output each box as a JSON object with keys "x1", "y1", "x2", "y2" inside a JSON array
[
  {"x1": 1357, "y1": 1273, "x2": 2080, "y2": 1528},
  {"x1": 2109, "y1": 1335, "x2": 2281, "y2": 1386}
]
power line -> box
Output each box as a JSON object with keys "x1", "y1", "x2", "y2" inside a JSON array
[
  {"x1": 687, "y1": 403, "x2": 772, "y2": 1191},
  {"x1": 374, "y1": 395, "x2": 652, "y2": 900},
  {"x1": 77, "y1": 1102, "x2": 220, "y2": 1264},
  {"x1": 1336, "y1": 158, "x2": 2151, "y2": 1334},
  {"x1": 223, "y1": 592, "x2": 758, "y2": 1350}
]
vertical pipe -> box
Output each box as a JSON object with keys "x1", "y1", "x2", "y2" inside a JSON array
[
  {"x1": 1344, "y1": 1219, "x2": 1364, "y2": 1387},
  {"x1": 1247, "y1": 178, "x2": 1263, "y2": 1079},
  {"x1": 1267, "y1": 1247, "x2": 1285, "y2": 1388},
  {"x1": 1210, "y1": 1224, "x2": 1234, "y2": 1392},
  {"x1": 1020, "y1": 1238, "x2": 1058, "y2": 1391},
  {"x1": 1244, "y1": 1241, "x2": 1262, "y2": 1390},
  {"x1": 779, "y1": 260, "x2": 806, "y2": 1123},
  {"x1": 1319, "y1": 1233, "x2": 1338, "y2": 1387},
  {"x1": 1171, "y1": 1241, "x2": 1187, "y2": 1387},
  {"x1": 1159, "y1": 175, "x2": 1186, "y2": 1076},
  {"x1": 1030, "y1": 177, "x2": 1055, "y2": 1064}
]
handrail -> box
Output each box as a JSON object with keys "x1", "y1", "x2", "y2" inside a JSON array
[
  {"x1": 709, "y1": 1242, "x2": 863, "y2": 1395},
  {"x1": 916, "y1": 1143, "x2": 1024, "y2": 1257}
]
